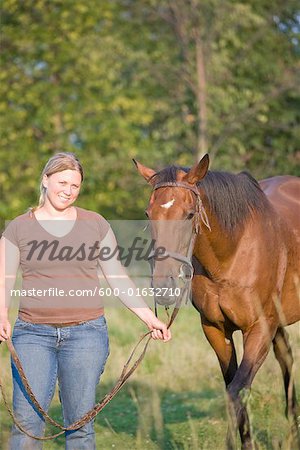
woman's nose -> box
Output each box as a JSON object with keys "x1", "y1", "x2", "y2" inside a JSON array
[{"x1": 63, "y1": 186, "x2": 72, "y2": 196}]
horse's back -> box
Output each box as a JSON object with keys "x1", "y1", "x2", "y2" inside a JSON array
[
  {"x1": 259, "y1": 175, "x2": 300, "y2": 243},
  {"x1": 260, "y1": 175, "x2": 300, "y2": 324}
]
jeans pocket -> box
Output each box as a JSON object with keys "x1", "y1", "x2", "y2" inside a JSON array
[{"x1": 85, "y1": 315, "x2": 107, "y2": 330}]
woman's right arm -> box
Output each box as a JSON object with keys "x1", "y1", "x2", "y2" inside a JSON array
[{"x1": 0, "y1": 237, "x2": 20, "y2": 341}]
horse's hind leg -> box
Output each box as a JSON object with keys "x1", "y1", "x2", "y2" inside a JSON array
[
  {"x1": 273, "y1": 327, "x2": 297, "y2": 417},
  {"x1": 200, "y1": 317, "x2": 246, "y2": 449},
  {"x1": 273, "y1": 327, "x2": 299, "y2": 445}
]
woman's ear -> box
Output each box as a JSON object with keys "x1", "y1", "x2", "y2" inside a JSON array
[{"x1": 42, "y1": 174, "x2": 48, "y2": 189}]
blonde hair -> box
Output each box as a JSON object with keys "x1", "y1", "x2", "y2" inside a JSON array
[{"x1": 33, "y1": 152, "x2": 84, "y2": 212}]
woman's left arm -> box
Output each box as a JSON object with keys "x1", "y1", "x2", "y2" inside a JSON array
[{"x1": 98, "y1": 228, "x2": 171, "y2": 342}]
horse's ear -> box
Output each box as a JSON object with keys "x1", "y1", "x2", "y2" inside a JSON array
[
  {"x1": 133, "y1": 159, "x2": 156, "y2": 182},
  {"x1": 182, "y1": 154, "x2": 209, "y2": 185}
]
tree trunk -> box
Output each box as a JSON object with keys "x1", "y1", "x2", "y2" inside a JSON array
[{"x1": 195, "y1": 32, "x2": 208, "y2": 161}]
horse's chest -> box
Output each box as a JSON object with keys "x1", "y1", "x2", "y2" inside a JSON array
[
  {"x1": 192, "y1": 275, "x2": 255, "y2": 328},
  {"x1": 192, "y1": 275, "x2": 224, "y2": 323}
]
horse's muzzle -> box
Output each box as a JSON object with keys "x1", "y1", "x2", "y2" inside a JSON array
[
  {"x1": 154, "y1": 293, "x2": 177, "y2": 306},
  {"x1": 152, "y1": 276, "x2": 180, "y2": 306}
]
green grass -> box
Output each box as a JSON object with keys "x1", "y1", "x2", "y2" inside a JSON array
[{"x1": 0, "y1": 305, "x2": 299, "y2": 449}]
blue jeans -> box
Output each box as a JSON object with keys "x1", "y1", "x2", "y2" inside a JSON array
[{"x1": 9, "y1": 316, "x2": 109, "y2": 450}]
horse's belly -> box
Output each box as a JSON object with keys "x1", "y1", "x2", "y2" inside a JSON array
[{"x1": 280, "y1": 268, "x2": 300, "y2": 325}]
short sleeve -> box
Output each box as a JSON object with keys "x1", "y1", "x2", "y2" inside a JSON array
[
  {"x1": 2, "y1": 218, "x2": 19, "y2": 247},
  {"x1": 97, "y1": 214, "x2": 111, "y2": 241}
]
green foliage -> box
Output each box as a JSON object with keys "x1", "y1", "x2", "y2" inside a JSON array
[{"x1": 0, "y1": 0, "x2": 299, "y2": 224}]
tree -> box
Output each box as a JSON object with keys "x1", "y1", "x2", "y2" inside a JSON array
[
  {"x1": 123, "y1": 0, "x2": 300, "y2": 173},
  {"x1": 1, "y1": 0, "x2": 299, "y2": 226}
]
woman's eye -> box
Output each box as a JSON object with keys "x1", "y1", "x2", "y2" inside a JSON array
[{"x1": 187, "y1": 212, "x2": 195, "y2": 220}]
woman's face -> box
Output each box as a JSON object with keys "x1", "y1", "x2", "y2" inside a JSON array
[{"x1": 43, "y1": 169, "x2": 82, "y2": 211}]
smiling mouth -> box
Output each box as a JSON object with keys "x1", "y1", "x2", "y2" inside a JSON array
[{"x1": 58, "y1": 195, "x2": 71, "y2": 202}]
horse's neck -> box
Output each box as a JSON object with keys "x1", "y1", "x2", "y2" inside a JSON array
[
  {"x1": 193, "y1": 223, "x2": 242, "y2": 281},
  {"x1": 193, "y1": 235, "x2": 220, "y2": 280}
]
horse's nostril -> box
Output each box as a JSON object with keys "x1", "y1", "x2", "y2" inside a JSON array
[{"x1": 169, "y1": 276, "x2": 176, "y2": 288}]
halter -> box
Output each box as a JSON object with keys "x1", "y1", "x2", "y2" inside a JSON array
[{"x1": 147, "y1": 181, "x2": 211, "y2": 311}]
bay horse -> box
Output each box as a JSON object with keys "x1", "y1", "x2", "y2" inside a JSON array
[{"x1": 134, "y1": 154, "x2": 300, "y2": 449}]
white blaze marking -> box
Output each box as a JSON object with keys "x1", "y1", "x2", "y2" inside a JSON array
[{"x1": 160, "y1": 199, "x2": 175, "y2": 209}]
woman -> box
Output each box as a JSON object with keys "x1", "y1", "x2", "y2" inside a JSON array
[{"x1": 0, "y1": 152, "x2": 171, "y2": 450}]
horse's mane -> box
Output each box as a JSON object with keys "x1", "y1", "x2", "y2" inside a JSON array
[{"x1": 151, "y1": 166, "x2": 270, "y2": 233}]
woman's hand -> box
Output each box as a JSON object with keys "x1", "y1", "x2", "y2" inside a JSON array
[
  {"x1": 0, "y1": 316, "x2": 11, "y2": 342},
  {"x1": 144, "y1": 314, "x2": 172, "y2": 342}
]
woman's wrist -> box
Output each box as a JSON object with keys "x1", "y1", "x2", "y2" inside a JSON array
[
  {"x1": 131, "y1": 305, "x2": 155, "y2": 327},
  {"x1": 0, "y1": 307, "x2": 8, "y2": 320}
]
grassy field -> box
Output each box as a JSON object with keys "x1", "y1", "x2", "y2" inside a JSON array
[{"x1": 0, "y1": 305, "x2": 299, "y2": 450}]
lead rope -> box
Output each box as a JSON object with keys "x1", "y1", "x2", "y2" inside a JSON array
[{"x1": 0, "y1": 309, "x2": 178, "y2": 441}]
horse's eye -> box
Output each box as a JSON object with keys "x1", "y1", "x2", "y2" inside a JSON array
[
  {"x1": 144, "y1": 210, "x2": 149, "y2": 218},
  {"x1": 187, "y1": 212, "x2": 195, "y2": 220}
]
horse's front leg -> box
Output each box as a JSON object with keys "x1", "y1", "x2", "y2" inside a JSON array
[
  {"x1": 201, "y1": 316, "x2": 237, "y2": 385},
  {"x1": 227, "y1": 321, "x2": 277, "y2": 450},
  {"x1": 200, "y1": 316, "x2": 242, "y2": 449}
]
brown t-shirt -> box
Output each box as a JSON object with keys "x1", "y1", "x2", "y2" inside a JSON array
[{"x1": 3, "y1": 207, "x2": 110, "y2": 324}]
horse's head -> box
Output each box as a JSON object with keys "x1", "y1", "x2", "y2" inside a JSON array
[{"x1": 134, "y1": 154, "x2": 210, "y2": 306}]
